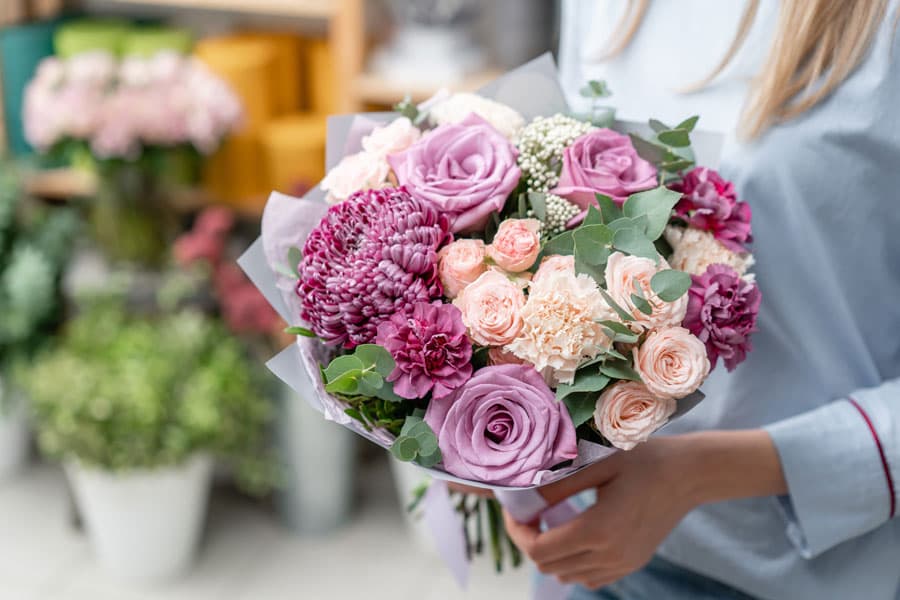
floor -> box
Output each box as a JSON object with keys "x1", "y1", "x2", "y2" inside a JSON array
[{"x1": 0, "y1": 455, "x2": 531, "y2": 600}]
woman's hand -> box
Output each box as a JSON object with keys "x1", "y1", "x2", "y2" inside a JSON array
[{"x1": 504, "y1": 430, "x2": 787, "y2": 590}]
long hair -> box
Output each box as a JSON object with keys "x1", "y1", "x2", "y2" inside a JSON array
[{"x1": 601, "y1": 0, "x2": 890, "y2": 138}]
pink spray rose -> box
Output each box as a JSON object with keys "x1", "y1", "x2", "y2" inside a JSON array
[
  {"x1": 376, "y1": 301, "x2": 473, "y2": 400},
  {"x1": 552, "y1": 128, "x2": 657, "y2": 216},
  {"x1": 486, "y1": 218, "x2": 542, "y2": 272},
  {"x1": 683, "y1": 264, "x2": 761, "y2": 371},
  {"x1": 633, "y1": 327, "x2": 710, "y2": 400},
  {"x1": 454, "y1": 270, "x2": 525, "y2": 346},
  {"x1": 594, "y1": 381, "x2": 676, "y2": 451},
  {"x1": 604, "y1": 252, "x2": 688, "y2": 331},
  {"x1": 424, "y1": 364, "x2": 578, "y2": 486},
  {"x1": 437, "y1": 239, "x2": 487, "y2": 299},
  {"x1": 362, "y1": 117, "x2": 421, "y2": 158},
  {"x1": 670, "y1": 167, "x2": 752, "y2": 252},
  {"x1": 388, "y1": 113, "x2": 521, "y2": 234}
]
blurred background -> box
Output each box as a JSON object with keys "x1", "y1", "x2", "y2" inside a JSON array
[{"x1": 0, "y1": 0, "x2": 561, "y2": 598}]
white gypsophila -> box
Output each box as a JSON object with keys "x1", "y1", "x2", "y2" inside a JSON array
[
  {"x1": 527, "y1": 194, "x2": 581, "y2": 236},
  {"x1": 428, "y1": 92, "x2": 525, "y2": 140},
  {"x1": 517, "y1": 114, "x2": 594, "y2": 193},
  {"x1": 665, "y1": 226, "x2": 755, "y2": 278}
]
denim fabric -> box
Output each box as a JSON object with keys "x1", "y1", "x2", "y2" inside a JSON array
[{"x1": 568, "y1": 556, "x2": 759, "y2": 600}]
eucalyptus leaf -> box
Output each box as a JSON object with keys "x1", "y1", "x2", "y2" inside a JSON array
[
  {"x1": 284, "y1": 325, "x2": 316, "y2": 338},
  {"x1": 650, "y1": 269, "x2": 692, "y2": 302},
  {"x1": 573, "y1": 224, "x2": 613, "y2": 266},
  {"x1": 563, "y1": 393, "x2": 600, "y2": 428},
  {"x1": 575, "y1": 258, "x2": 605, "y2": 283},
  {"x1": 598, "y1": 287, "x2": 634, "y2": 322},
  {"x1": 598, "y1": 320, "x2": 639, "y2": 344},
  {"x1": 599, "y1": 361, "x2": 643, "y2": 382},
  {"x1": 540, "y1": 229, "x2": 575, "y2": 258},
  {"x1": 358, "y1": 371, "x2": 384, "y2": 391},
  {"x1": 613, "y1": 228, "x2": 658, "y2": 260},
  {"x1": 287, "y1": 246, "x2": 303, "y2": 271},
  {"x1": 528, "y1": 192, "x2": 548, "y2": 221},
  {"x1": 324, "y1": 355, "x2": 365, "y2": 383},
  {"x1": 391, "y1": 435, "x2": 420, "y2": 462},
  {"x1": 594, "y1": 193, "x2": 622, "y2": 223},
  {"x1": 556, "y1": 372, "x2": 610, "y2": 401},
  {"x1": 631, "y1": 293, "x2": 653, "y2": 315},
  {"x1": 603, "y1": 346, "x2": 628, "y2": 361},
  {"x1": 622, "y1": 186, "x2": 682, "y2": 241},
  {"x1": 676, "y1": 115, "x2": 700, "y2": 132},
  {"x1": 416, "y1": 447, "x2": 442, "y2": 468},
  {"x1": 657, "y1": 128, "x2": 691, "y2": 147},
  {"x1": 628, "y1": 133, "x2": 666, "y2": 165},
  {"x1": 583, "y1": 205, "x2": 604, "y2": 226},
  {"x1": 649, "y1": 118, "x2": 670, "y2": 133},
  {"x1": 400, "y1": 415, "x2": 424, "y2": 436},
  {"x1": 324, "y1": 370, "x2": 361, "y2": 395},
  {"x1": 354, "y1": 344, "x2": 396, "y2": 378},
  {"x1": 660, "y1": 159, "x2": 694, "y2": 173}
]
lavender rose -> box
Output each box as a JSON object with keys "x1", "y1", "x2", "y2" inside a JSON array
[
  {"x1": 388, "y1": 113, "x2": 521, "y2": 234},
  {"x1": 683, "y1": 264, "x2": 761, "y2": 371},
  {"x1": 424, "y1": 364, "x2": 578, "y2": 486},
  {"x1": 552, "y1": 128, "x2": 657, "y2": 216}
]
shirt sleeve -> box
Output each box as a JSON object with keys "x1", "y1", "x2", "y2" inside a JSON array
[{"x1": 764, "y1": 379, "x2": 899, "y2": 559}]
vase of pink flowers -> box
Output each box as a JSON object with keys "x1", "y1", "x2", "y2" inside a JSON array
[{"x1": 24, "y1": 50, "x2": 242, "y2": 266}]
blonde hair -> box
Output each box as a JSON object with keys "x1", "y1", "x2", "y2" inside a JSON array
[{"x1": 603, "y1": 0, "x2": 890, "y2": 138}]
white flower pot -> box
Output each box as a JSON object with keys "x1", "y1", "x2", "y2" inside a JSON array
[
  {"x1": 389, "y1": 456, "x2": 437, "y2": 555},
  {"x1": 0, "y1": 379, "x2": 30, "y2": 482},
  {"x1": 65, "y1": 454, "x2": 213, "y2": 582}
]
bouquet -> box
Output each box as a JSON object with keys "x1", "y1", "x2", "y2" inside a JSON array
[
  {"x1": 242, "y1": 55, "x2": 760, "y2": 592},
  {"x1": 23, "y1": 49, "x2": 242, "y2": 160}
]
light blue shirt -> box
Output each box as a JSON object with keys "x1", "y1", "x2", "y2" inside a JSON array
[{"x1": 560, "y1": 2, "x2": 900, "y2": 599}]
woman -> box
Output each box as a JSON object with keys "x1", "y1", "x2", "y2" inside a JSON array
[{"x1": 504, "y1": 1, "x2": 900, "y2": 599}]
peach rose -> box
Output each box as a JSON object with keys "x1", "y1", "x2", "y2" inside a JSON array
[
  {"x1": 604, "y1": 252, "x2": 688, "y2": 331},
  {"x1": 454, "y1": 270, "x2": 525, "y2": 346},
  {"x1": 320, "y1": 151, "x2": 390, "y2": 204},
  {"x1": 633, "y1": 327, "x2": 710, "y2": 400},
  {"x1": 594, "y1": 381, "x2": 676, "y2": 451},
  {"x1": 531, "y1": 254, "x2": 575, "y2": 288},
  {"x1": 438, "y1": 239, "x2": 488, "y2": 298},
  {"x1": 362, "y1": 117, "x2": 421, "y2": 158},
  {"x1": 489, "y1": 265, "x2": 532, "y2": 290},
  {"x1": 487, "y1": 219, "x2": 542, "y2": 272}
]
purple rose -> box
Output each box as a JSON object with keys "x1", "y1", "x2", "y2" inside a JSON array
[
  {"x1": 683, "y1": 264, "x2": 761, "y2": 371},
  {"x1": 670, "y1": 167, "x2": 752, "y2": 252},
  {"x1": 424, "y1": 364, "x2": 578, "y2": 486},
  {"x1": 376, "y1": 301, "x2": 473, "y2": 400},
  {"x1": 552, "y1": 128, "x2": 657, "y2": 217},
  {"x1": 388, "y1": 113, "x2": 521, "y2": 234}
]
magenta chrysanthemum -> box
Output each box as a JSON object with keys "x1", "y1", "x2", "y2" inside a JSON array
[
  {"x1": 296, "y1": 187, "x2": 452, "y2": 349},
  {"x1": 376, "y1": 301, "x2": 473, "y2": 400}
]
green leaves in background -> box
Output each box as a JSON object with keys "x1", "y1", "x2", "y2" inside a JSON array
[
  {"x1": 580, "y1": 79, "x2": 612, "y2": 99},
  {"x1": 323, "y1": 344, "x2": 402, "y2": 403},
  {"x1": 390, "y1": 410, "x2": 441, "y2": 467}
]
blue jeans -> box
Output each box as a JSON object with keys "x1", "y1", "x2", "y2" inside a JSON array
[{"x1": 568, "y1": 556, "x2": 759, "y2": 600}]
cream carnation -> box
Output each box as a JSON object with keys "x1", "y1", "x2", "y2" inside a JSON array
[
  {"x1": 428, "y1": 92, "x2": 525, "y2": 140},
  {"x1": 362, "y1": 116, "x2": 421, "y2": 158},
  {"x1": 633, "y1": 327, "x2": 710, "y2": 400},
  {"x1": 506, "y1": 269, "x2": 613, "y2": 385},
  {"x1": 454, "y1": 270, "x2": 525, "y2": 346},
  {"x1": 665, "y1": 226, "x2": 754, "y2": 277},
  {"x1": 594, "y1": 381, "x2": 676, "y2": 450},
  {"x1": 605, "y1": 252, "x2": 688, "y2": 331},
  {"x1": 487, "y1": 218, "x2": 542, "y2": 272},
  {"x1": 320, "y1": 151, "x2": 390, "y2": 204},
  {"x1": 438, "y1": 239, "x2": 487, "y2": 299}
]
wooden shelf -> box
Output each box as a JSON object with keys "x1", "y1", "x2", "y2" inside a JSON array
[
  {"x1": 98, "y1": 0, "x2": 338, "y2": 18},
  {"x1": 354, "y1": 69, "x2": 502, "y2": 105}
]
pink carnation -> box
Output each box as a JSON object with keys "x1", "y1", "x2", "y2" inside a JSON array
[
  {"x1": 683, "y1": 264, "x2": 761, "y2": 371},
  {"x1": 670, "y1": 167, "x2": 752, "y2": 252},
  {"x1": 376, "y1": 301, "x2": 473, "y2": 400}
]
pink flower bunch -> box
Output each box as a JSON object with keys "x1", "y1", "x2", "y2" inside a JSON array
[{"x1": 24, "y1": 51, "x2": 242, "y2": 159}]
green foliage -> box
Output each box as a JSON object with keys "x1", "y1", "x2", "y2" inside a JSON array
[
  {"x1": 322, "y1": 344, "x2": 402, "y2": 402},
  {"x1": 579, "y1": 80, "x2": 616, "y2": 127},
  {"x1": 622, "y1": 186, "x2": 682, "y2": 241},
  {"x1": 628, "y1": 115, "x2": 700, "y2": 183},
  {"x1": 393, "y1": 95, "x2": 429, "y2": 126},
  {"x1": 390, "y1": 411, "x2": 441, "y2": 468},
  {"x1": 17, "y1": 300, "x2": 276, "y2": 494},
  {"x1": 650, "y1": 269, "x2": 692, "y2": 302},
  {"x1": 0, "y1": 160, "x2": 78, "y2": 373},
  {"x1": 284, "y1": 325, "x2": 316, "y2": 338}
]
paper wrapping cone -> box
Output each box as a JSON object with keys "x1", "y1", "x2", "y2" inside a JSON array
[
  {"x1": 260, "y1": 113, "x2": 326, "y2": 196},
  {"x1": 234, "y1": 31, "x2": 303, "y2": 115}
]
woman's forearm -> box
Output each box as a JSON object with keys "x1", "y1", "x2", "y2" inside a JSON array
[{"x1": 668, "y1": 430, "x2": 789, "y2": 507}]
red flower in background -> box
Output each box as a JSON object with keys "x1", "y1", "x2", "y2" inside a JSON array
[{"x1": 175, "y1": 206, "x2": 280, "y2": 336}]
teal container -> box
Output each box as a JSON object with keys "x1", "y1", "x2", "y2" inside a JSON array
[{"x1": 0, "y1": 19, "x2": 60, "y2": 157}]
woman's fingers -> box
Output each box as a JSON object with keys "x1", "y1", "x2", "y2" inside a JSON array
[
  {"x1": 502, "y1": 509, "x2": 541, "y2": 553},
  {"x1": 537, "y1": 453, "x2": 623, "y2": 506}
]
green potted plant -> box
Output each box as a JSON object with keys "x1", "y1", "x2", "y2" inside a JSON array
[
  {"x1": 0, "y1": 159, "x2": 76, "y2": 481},
  {"x1": 18, "y1": 298, "x2": 275, "y2": 582}
]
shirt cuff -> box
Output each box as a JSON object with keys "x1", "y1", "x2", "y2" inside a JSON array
[{"x1": 765, "y1": 399, "x2": 893, "y2": 558}]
